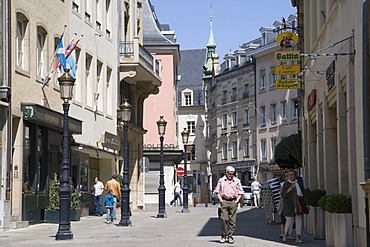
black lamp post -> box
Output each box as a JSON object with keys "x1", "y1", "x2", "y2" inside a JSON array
[
  {"x1": 157, "y1": 116, "x2": 167, "y2": 218},
  {"x1": 181, "y1": 128, "x2": 190, "y2": 213},
  {"x1": 56, "y1": 71, "x2": 75, "y2": 240},
  {"x1": 118, "y1": 100, "x2": 132, "y2": 226}
]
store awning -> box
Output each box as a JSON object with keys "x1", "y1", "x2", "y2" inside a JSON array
[{"x1": 274, "y1": 133, "x2": 302, "y2": 167}]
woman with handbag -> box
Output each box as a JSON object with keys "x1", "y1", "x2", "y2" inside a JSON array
[{"x1": 281, "y1": 169, "x2": 305, "y2": 244}]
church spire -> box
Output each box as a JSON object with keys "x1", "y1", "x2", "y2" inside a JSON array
[{"x1": 203, "y1": 0, "x2": 219, "y2": 77}]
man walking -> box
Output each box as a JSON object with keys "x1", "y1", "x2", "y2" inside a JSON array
[
  {"x1": 169, "y1": 180, "x2": 182, "y2": 207},
  {"x1": 251, "y1": 177, "x2": 262, "y2": 208},
  {"x1": 105, "y1": 174, "x2": 121, "y2": 220},
  {"x1": 215, "y1": 166, "x2": 244, "y2": 244},
  {"x1": 92, "y1": 177, "x2": 104, "y2": 216}
]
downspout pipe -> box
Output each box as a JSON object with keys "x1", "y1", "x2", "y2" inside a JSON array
[{"x1": 363, "y1": 1, "x2": 370, "y2": 246}]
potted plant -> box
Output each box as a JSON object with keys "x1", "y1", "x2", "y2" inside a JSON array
[
  {"x1": 319, "y1": 193, "x2": 353, "y2": 247},
  {"x1": 45, "y1": 176, "x2": 81, "y2": 223}
]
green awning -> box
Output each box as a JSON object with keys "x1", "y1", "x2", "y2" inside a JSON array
[{"x1": 274, "y1": 133, "x2": 302, "y2": 167}]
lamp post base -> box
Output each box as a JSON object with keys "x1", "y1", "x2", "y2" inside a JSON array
[
  {"x1": 56, "y1": 231, "x2": 73, "y2": 240},
  {"x1": 157, "y1": 212, "x2": 167, "y2": 218},
  {"x1": 118, "y1": 218, "x2": 132, "y2": 227}
]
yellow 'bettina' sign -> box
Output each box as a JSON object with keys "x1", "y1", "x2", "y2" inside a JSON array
[
  {"x1": 275, "y1": 65, "x2": 301, "y2": 75},
  {"x1": 275, "y1": 79, "x2": 301, "y2": 89},
  {"x1": 274, "y1": 51, "x2": 301, "y2": 61}
]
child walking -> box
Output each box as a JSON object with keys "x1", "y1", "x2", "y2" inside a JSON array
[{"x1": 105, "y1": 189, "x2": 115, "y2": 224}]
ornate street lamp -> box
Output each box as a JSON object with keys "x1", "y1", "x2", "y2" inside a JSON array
[
  {"x1": 118, "y1": 99, "x2": 132, "y2": 226},
  {"x1": 56, "y1": 71, "x2": 75, "y2": 240},
  {"x1": 157, "y1": 116, "x2": 167, "y2": 218},
  {"x1": 181, "y1": 128, "x2": 190, "y2": 213}
]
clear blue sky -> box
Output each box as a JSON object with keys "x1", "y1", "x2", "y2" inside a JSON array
[{"x1": 150, "y1": 0, "x2": 296, "y2": 61}]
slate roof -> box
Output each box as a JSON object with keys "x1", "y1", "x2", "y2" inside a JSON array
[
  {"x1": 143, "y1": 0, "x2": 176, "y2": 46},
  {"x1": 178, "y1": 49, "x2": 207, "y2": 90}
]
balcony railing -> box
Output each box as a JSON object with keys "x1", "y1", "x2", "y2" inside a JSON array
[{"x1": 119, "y1": 37, "x2": 160, "y2": 77}]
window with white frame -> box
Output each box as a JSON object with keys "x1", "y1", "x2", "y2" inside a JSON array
[
  {"x1": 96, "y1": 0, "x2": 103, "y2": 31},
  {"x1": 85, "y1": 53, "x2": 93, "y2": 107},
  {"x1": 36, "y1": 27, "x2": 47, "y2": 79},
  {"x1": 187, "y1": 121, "x2": 195, "y2": 134},
  {"x1": 232, "y1": 140, "x2": 238, "y2": 159},
  {"x1": 186, "y1": 145, "x2": 196, "y2": 161},
  {"x1": 271, "y1": 104, "x2": 277, "y2": 125},
  {"x1": 222, "y1": 114, "x2": 227, "y2": 130},
  {"x1": 244, "y1": 138, "x2": 250, "y2": 157},
  {"x1": 243, "y1": 109, "x2": 249, "y2": 126},
  {"x1": 292, "y1": 99, "x2": 298, "y2": 120},
  {"x1": 231, "y1": 111, "x2": 237, "y2": 127},
  {"x1": 85, "y1": 0, "x2": 92, "y2": 22},
  {"x1": 243, "y1": 84, "x2": 249, "y2": 98},
  {"x1": 106, "y1": 0, "x2": 112, "y2": 38},
  {"x1": 261, "y1": 139, "x2": 267, "y2": 160},
  {"x1": 183, "y1": 92, "x2": 192, "y2": 106},
  {"x1": 270, "y1": 68, "x2": 275, "y2": 88},
  {"x1": 74, "y1": 48, "x2": 82, "y2": 101},
  {"x1": 222, "y1": 142, "x2": 228, "y2": 160},
  {"x1": 281, "y1": 101, "x2": 287, "y2": 122},
  {"x1": 260, "y1": 106, "x2": 266, "y2": 127},
  {"x1": 97, "y1": 60, "x2": 103, "y2": 112},
  {"x1": 271, "y1": 138, "x2": 277, "y2": 159},
  {"x1": 259, "y1": 69, "x2": 266, "y2": 90},
  {"x1": 106, "y1": 67, "x2": 113, "y2": 116},
  {"x1": 16, "y1": 13, "x2": 29, "y2": 71}
]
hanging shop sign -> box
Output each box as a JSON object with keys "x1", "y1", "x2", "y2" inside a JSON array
[
  {"x1": 274, "y1": 51, "x2": 301, "y2": 61},
  {"x1": 276, "y1": 31, "x2": 299, "y2": 48},
  {"x1": 275, "y1": 79, "x2": 301, "y2": 89},
  {"x1": 274, "y1": 64, "x2": 300, "y2": 75}
]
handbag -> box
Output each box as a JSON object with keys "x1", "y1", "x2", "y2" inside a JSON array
[{"x1": 297, "y1": 198, "x2": 309, "y2": 214}]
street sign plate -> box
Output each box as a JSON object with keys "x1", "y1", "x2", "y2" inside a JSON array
[
  {"x1": 176, "y1": 167, "x2": 184, "y2": 176},
  {"x1": 274, "y1": 64, "x2": 300, "y2": 75},
  {"x1": 275, "y1": 79, "x2": 301, "y2": 89}
]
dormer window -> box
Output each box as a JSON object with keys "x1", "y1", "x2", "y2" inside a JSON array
[{"x1": 182, "y1": 89, "x2": 193, "y2": 106}]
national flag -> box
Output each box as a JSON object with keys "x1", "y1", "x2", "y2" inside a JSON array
[
  {"x1": 57, "y1": 33, "x2": 66, "y2": 71},
  {"x1": 66, "y1": 43, "x2": 76, "y2": 78}
]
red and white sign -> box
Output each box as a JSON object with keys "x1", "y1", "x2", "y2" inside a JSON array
[{"x1": 176, "y1": 167, "x2": 184, "y2": 177}]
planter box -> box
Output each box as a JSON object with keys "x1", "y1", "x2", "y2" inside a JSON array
[
  {"x1": 313, "y1": 207, "x2": 325, "y2": 239},
  {"x1": 333, "y1": 213, "x2": 353, "y2": 247},
  {"x1": 44, "y1": 209, "x2": 81, "y2": 223},
  {"x1": 307, "y1": 207, "x2": 315, "y2": 236},
  {"x1": 325, "y1": 212, "x2": 334, "y2": 247}
]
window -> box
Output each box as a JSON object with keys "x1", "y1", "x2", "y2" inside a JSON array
[
  {"x1": 222, "y1": 114, "x2": 227, "y2": 130},
  {"x1": 85, "y1": 54, "x2": 93, "y2": 107},
  {"x1": 74, "y1": 48, "x2": 82, "y2": 101},
  {"x1": 184, "y1": 92, "x2": 192, "y2": 106},
  {"x1": 244, "y1": 138, "x2": 250, "y2": 157},
  {"x1": 259, "y1": 69, "x2": 266, "y2": 90},
  {"x1": 270, "y1": 68, "x2": 275, "y2": 88},
  {"x1": 231, "y1": 87, "x2": 237, "y2": 101},
  {"x1": 106, "y1": 0, "x2": 112, "y2": 37},
  {"x1": 261, "y1": 139, "x2": 267, "y2": 160},
  {"x1": 243, "y1": 84, "x2": 249, "y2": 98},
  {"x1": 243, "y1": 109, "x2": 249, "y2": 126},
  {"x1": 232, "y1": 141, "x2": 238, "y2": 159},
  {"x1": 260, "y1": 106, "x2": 266, "y2": 127},
  {"x1": 271, "y1": 104, "x2": 277, "y2": 125},
  {"x1": 106, "y1": 67, "x2": 113, "y2": 115},
  {"x1": 222, "y1": 142, "x2": 228, "y2": 160},
  {"x1": 72, "y1": 0, "x2": 80, "y2": 13},
  {"x1": 231, "y1": 111, "x2": 237, "y2": 128},
  {"x1": 186, "y1": 145, "x2": 196, "y2": 161},
  {"x1": 292, "y1": 99, "x2": 298, "y2": 120},
  {"x1": 187, "y1": 121, "x2": 195, "y2": 134},
  {"x1": 96, "y1": 60, "x2": 103, "y2": 112},
  {"x1": 16, "y1": 13, "x2": 29, "y2": 71},
  {"x1": 36, "y1": 27, "x2": 47, "y2": 79},
  {"x1": 281, "y1": 101, "x2": 287, "y2": 122},
  {"x1": 271, "y1": 138, "x2": 277, "y2": 159},
  {"x1": 96, "y1": 0, "x2": 103, "y2": 30},
  {"x1": 222, "y1": 90, "x2": 227, "y2": 104},
  {"x1": 85, "y1": 0, "x2": 92, "y2": 22}
]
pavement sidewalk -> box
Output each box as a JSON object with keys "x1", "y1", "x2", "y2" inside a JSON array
[{"x1": 0, "y1": 204, "x2": 326, "y2": 247}]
